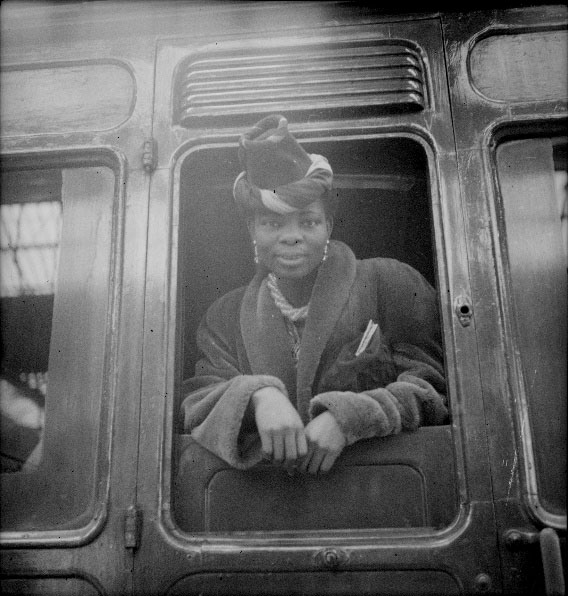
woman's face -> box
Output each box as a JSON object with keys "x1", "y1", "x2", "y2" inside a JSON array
[{"x1": 250, "y1": 199, "x2": 332, "y2": 280}]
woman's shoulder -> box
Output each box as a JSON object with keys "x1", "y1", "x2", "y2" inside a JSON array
[
  {"x1": 357, "y1": 255, "x2": 424, "y2": 279},
  {"x1": 206, "y1": 285, "x2": 248, "y2": 318},
  {"x1": 356, "y1": 256, "x2": 435, "y2": 299},
  {"x1": 200, "y1": 286, "x2": 249, "y2": 338}
]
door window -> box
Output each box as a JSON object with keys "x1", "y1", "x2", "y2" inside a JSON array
[
  {"x1": 0, "y1": 159, "x2": 118, "y2": 533},
  {"x1": 495, "y1": 136, "x2": 567, "y2": 516}
]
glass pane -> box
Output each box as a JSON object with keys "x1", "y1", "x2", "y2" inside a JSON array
[
  {"x1": 1, "y1": 161, "x2": 116, "y2": 531},
  {"x1": 496, "y1": 137, "x2": 567, "y2": 515},
  {"x1": 1, "y1": 170, "x2": 62, "y2": 473},
  {"x1": 553, "y1": 142, "x2": 567, "y2": 265}
]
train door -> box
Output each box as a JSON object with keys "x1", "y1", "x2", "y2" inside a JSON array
[
  {"x1": 133, "y1": 6, "x2": 502, "y2": 595},
  {"x1": 0, "y1": 11, "x2": 157, "y2": 593},
  {"x1": 443, "y1": 6, "x2": 567, "y2": 595}
]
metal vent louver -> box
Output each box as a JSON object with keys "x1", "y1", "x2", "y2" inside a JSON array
[{"x1": 176, "y1": 40, "x2": 427, "y2": 126}]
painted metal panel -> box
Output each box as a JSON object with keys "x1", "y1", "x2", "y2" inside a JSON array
[
  {"x1": 0, "y1": 4, "x2": 157, "y2": 594},
  {"x1": 469, "y1": 30, "x2": 568, "y2": 103},
  {"x1": 443, "y1": 6, "x2": 567, "y2": 595},
  {"x1": 166, "y1": 570, "x2": 461, "y2": 596},
  {"x1": 0, "y1": 62, "x2": 135, "y2": 136},
  {"x1": 0, "y1": 576, "x2": 103, "y2": 596},
  {"x1": 174, "y1": 427, "x2": 457, "y2": 533}
]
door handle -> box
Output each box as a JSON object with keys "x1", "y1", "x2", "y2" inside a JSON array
[
  {"x1": 505, "y1": 528, "x2": 565, "y2": 596},
  {"x1": 540, "y1": 528, "x2": 565, "y2": 596}
]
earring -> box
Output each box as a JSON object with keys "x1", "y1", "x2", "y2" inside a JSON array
[
  {"x1": 322, "y1": 239, "x2": 329, "y2": 262},
  {"x1": 253, "y1": 240, "x2": 259, "y2": 265}
]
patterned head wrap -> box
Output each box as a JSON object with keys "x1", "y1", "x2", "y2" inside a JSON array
[{"x1": 233, "y1": 115, "x2": 333, "y2": 214}]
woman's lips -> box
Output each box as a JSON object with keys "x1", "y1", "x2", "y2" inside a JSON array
[{"x1": 276, "y1": 253, "x2": 306, "y2": 265}]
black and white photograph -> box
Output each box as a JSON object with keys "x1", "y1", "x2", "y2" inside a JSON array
[{"x1": 0, "y1": 1, "x2": 566, "y2": 594}]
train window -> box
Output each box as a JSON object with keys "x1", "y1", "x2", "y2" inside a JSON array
[
  {"x1": 0, "y1": 160, "x2": 117, "y2": 532},
  {"x1": 495, "y1": 136, "x2": 567, "y2": 516},
  {"x1": 1, "y1": 171, "x2": 61, "y2": 473},
  {"x1": 173, "y1": 136, "x2": 458, "y2": 533}
]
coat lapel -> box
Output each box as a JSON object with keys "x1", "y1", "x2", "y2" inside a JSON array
[
  {"x1": 240, "y1": 272, "x2": 298, "y2": 403},
  {"x1": 297, "y1": 241, "x2": 357, "y2": 419}
]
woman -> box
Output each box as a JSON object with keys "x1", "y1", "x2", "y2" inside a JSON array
[{"x1": 181, "y1": 115, "x2": 448, "y2": 475}]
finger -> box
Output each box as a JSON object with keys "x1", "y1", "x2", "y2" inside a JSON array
[
  {"x1": 259, "y1": 431, "x2": 273, "y2": 459},
  {"x1": 284, "y1": 432, "x2": 297, "y2": 463},
  {"x1": 296, "y1": 430, "x2": 308, "y2": 458},
  {"x1": 298, "y1": 444, "x2": 314, "y2": 473},
  {"x1": 319, "y1": 451, "x2": 338, "y2": 474},
  {"x1": 272, "y1": 433, "x2": 284, "y2": 463},
  {"x1": 308, "y1": 449, "x2": 326, "y2": 475}
]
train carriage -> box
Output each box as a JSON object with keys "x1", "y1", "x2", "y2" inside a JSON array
[{"x1": 0, "y1": 2, "x2": 565, "y2": 595}]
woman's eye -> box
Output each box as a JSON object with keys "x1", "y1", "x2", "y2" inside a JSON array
[
  {"x1": 260, "y1": 219, "x2": 280, "y2": 228},
  {"x1": 261, "y1": 219, "x2": 280, "y2": 229},
  {"x1": 301, "y1": 219, "x2": 319, "y2": 228}
]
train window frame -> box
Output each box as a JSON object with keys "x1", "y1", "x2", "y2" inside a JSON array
[
  {"x1": 0, "y1": 150, "x2": 125, "y2": 542},
  {"x1": 491, "y1": 124, "x2": 567, "y2": 528},
  {"x1": 168, "y1": 130, "x2": 461, "y2": 536}
]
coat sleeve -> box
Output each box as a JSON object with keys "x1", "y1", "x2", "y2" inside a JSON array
[
  {"x1": 309, "y1": 261, "x2": 449, "y2": 445},
  {"x1": 181, "y1": 293, "x2": 287, "y2": 469}
]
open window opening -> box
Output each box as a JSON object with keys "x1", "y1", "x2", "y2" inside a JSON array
[{"x1": 173, "y1": 135, "x2": 457, "y2": 533}]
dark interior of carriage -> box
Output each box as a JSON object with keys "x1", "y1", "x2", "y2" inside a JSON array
[
  {"x1": 178, "y1": 137, "x2": 436, "y2": 385},
  {"x1": 174, "y1": 136, "x2": 458, "y2": 533}
]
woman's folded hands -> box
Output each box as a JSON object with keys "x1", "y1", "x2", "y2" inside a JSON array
[
  {"x1": 251, "y1": 386, "x2": 346, "y2": 475},
  {"x1": 251, "y1": 369, "x2": 447, "y2": 475}
]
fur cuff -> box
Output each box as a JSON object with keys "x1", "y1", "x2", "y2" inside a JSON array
[
  {"x1": 391, "y1": 373, "x2": 449, "y2": 426},
  {"x1": 309, "y1": 389, "x2": 402, "y2": 446},
  {"x1": 191, "y1": 375, "x2": 288, "y2": 469},
  {"x1": 309, "y1": 374, "x2": 448, "y2": 446}
]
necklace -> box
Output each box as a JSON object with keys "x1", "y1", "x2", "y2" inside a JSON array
[
  {"x1": 266, "y1": 273, "x2": 309, "y2": 322},
  {"x1": 266, "y1": 273, "x2": 309, "y2": 362}
]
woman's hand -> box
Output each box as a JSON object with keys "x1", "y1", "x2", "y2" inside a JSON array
[
  {"x1": 251, "y1": 387, "x2": 308, "y2": 466},
  {"x1": 299, "y1": 411, "x2": 346, "y2": 475}
]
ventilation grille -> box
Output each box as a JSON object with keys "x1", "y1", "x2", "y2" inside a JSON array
[{"x1": 176, "y1": 40, "x2": 427, "y2": 126}]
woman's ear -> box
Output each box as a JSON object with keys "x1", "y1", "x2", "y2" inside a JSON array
[{"x1": 326, "y1": 216, "x2": 334, "y2": 237}]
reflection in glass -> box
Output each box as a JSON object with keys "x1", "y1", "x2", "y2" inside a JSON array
[
  {"x1": 497, "y1": 137, "x2": 567, "y2": 515},
  {"x1": 554, "y1": 167, "x2": 567, "y2": 263},
  {"x1": 1, "y1": 201, "x2": 62, "y2": 297},
  {"x1": 1, "y1": 170, "x2": 62, "y2": 473}
]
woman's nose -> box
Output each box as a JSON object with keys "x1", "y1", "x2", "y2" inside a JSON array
[{"x1": 279, "y1": 223, "x2": 302, "y2": 243}]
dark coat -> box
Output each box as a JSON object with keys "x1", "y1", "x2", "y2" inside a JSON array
[{"x1": 181, "y1": 240, "x2": 448, "y2": 469}]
